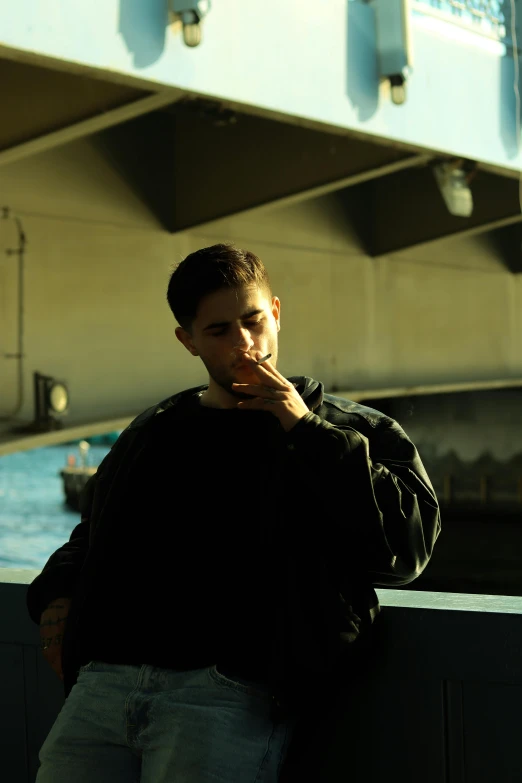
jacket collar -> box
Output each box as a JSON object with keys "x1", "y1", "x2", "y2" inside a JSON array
[{"x1": 128, "y1": 376, "x2": 325, "y2": 431}]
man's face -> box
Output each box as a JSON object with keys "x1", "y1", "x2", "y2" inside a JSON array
[{"x1": 175, "y1": 285, "x2": 281, "y2": 401}]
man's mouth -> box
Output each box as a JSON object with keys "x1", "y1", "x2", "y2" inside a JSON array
[
  {"x1": 233, "y1": 352, "x2": 271, "y2": 370},
  {"x1": 233, "y1": 357, "x2": 253, "y2": 369}
]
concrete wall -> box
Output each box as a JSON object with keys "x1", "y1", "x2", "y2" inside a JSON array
[
  {"x1": 388, "y1": 390, "x2": 522, "y2": 463},
  {"x1": 1, "y1": 136, "x2": 521, "y2": 428}
]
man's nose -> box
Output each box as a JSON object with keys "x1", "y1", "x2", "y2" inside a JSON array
[{"x1": 234, "y1": 327, "x2": 255, "y2": 350}]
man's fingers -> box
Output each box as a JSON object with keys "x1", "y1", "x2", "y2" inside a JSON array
[
  {"x1": 239, "y1": 353, "x2": 298, "y2": 390},
  {"x1": 248, "y1": 353, "x2": 289, "y2": 384},
  {"x1": 233, "y1": 384, "x2": 284, "y2": 396},
  {"x1": 252, "y1": 364, "x2": 291, "y2": 389}
]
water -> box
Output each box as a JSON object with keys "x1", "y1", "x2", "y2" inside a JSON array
[{"x1": 0, "y1": 443, "x2": 112, "y2": 570}]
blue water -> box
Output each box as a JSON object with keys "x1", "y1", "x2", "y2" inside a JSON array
[{"x1": 0, "y1": 443, "x2": 112, "y2": 570}]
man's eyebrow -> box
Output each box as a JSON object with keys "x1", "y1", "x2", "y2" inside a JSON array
[{"x1": 203, "y1": 309, "x2": 264, "y2": 332}]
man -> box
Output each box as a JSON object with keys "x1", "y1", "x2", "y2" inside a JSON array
[{"x1": 27, "y1": 243, "x2": 440, "y2": 782}]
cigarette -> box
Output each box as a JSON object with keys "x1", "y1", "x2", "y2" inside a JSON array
[{"x1": 256, "y1": 353, "x2": 272, "y2": 364}]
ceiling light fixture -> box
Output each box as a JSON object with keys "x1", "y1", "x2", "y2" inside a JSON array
[
  {"x1": 169, "y1": 0, "x2": 211, "y2": 47},
  {"x1": 434, "y1": 160, "x2": 476, "y2": 218}
]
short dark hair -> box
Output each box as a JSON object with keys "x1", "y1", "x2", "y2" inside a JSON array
[{"x1": 166, "y1": 243, "x2": 272, "y2": 334}]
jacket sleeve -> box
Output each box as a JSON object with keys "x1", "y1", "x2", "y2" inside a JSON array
[
  {"x1": 25, "y1": 451, "x2": 111, "y2": 626},
  {"x1": 286, "y1": 411, "x2": 441, "y2": 586}
]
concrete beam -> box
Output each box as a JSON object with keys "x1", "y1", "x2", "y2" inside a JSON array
[
  {"x1": 0, "y1": 91, "x2": 182, "y2": 168},
  {"x1": 347, "y1": 167, "x2": 522, "y2": 259},
  {"x1": 96, "y1": 104, "x2": 432, "y2": 232},
  {"x1": 240, "y1": 153, "x2": 433, "y2": 217},
  {"x1": 489, "y1": 223, "x2": 522, "y2": 274},
  {"x1": 337, "y1": 377, "x2": 522, "y2": 403},
  {"x1": 0, "y1": 416, "x2": 135, "y2": 457}
]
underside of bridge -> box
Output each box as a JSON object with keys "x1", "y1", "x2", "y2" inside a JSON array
[
  {"x1": 1, "y1": 52, "x2": 522, "y2": 457},
  {"x1": 2, "y1": 54, "x2": 522, "y2": 273}
]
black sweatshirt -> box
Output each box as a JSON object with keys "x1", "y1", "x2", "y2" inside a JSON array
[{"x1": 73, "y1": 395, "x2": 289, "y2": 682}]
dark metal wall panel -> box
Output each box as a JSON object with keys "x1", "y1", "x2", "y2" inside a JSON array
[
  {"x1": 1, "y1": 580, "x2": 65, "y2": 783},
  {"x1": 0, "y1": 642, "x2": 29, "y2": 783},
  {"x1": 444, "y1": 680, "x2": 466, "y2": 783},
  {"x1": 321, "y1": 675, "x2": 447, "y2": 782},
  {"x1": 463, "y1": 682, "x2": 522, "y2": 782}
]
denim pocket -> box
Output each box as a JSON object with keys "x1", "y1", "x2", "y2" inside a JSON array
[
  {"x1": 78, "y1": 660, "x2": 97, "y2": 673},
  {"x1": 209, "y1": 665, "x2": 272, "y2": 699}
]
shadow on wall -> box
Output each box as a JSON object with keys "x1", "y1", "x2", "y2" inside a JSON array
[
  {"x1": 119, "y1": 0, "x2": 167, "y2": 68},
  {"x1": 499, "y1": 51, "x2": 521, "y2": 160},
  {"x1": 346, "y1": 0, "x2": 380, "y2": 122},
  {"x1": 499, "y1": 2, "x2": 522, "y2": 160}
]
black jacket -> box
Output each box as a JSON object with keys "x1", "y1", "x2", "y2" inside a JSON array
[{"x1": 26, "y1": 376, "x2": 440, "y2": 718}]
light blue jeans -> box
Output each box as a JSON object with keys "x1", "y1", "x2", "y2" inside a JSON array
[{"x1": 36, "y1": 660, "x2": 298, "y2": 783}]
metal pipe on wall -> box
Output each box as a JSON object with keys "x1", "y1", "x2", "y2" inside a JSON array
[{"x1": 0, "y1": 208, "x2": 26, "y2": 421}]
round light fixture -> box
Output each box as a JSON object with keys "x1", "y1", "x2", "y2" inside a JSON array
[{"x1": 48, "y1": 382, "x2": 69, "y2": 414}]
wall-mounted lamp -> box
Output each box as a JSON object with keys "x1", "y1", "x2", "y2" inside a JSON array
[
  {"x1": 9, "y1": 371, "x2": 70, "y2": 435},
  {"x1": 169, "y1": 0, "x2": 211, "y2": 47},
  {"x1": 32, "y1": 372, "x2": 69, "y2": 432},
  {"x1": 372, "y1": 0, "x2": 413, "y2": 105},
  {"x1": 434, "y1": 160, "x2": 476, "y2": 218}
]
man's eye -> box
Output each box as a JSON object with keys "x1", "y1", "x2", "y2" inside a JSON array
[{"x1": 210, "y1": 320, "x2": 262, "y2": 337}]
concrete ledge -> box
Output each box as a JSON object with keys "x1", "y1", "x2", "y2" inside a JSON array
[
  {"x1": 0, "y1": 568, "x2": 43, "y2": 584},
  {"x1": 375, "y1": 587, "x2": 522, "y2": 614},
  {"x1": 4, "y1": 567, "x2": 522, "y2": 615},
  {"x1": 0, "y1": 417, "x2": 133, "y2": 456}
]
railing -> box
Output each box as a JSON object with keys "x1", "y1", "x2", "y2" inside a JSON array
[{"x1": 414, "y1": 0, "x2": 507, "y2": 39}]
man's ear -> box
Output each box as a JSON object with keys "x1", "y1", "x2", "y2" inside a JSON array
[
  {"x1": 272, "y1": 296, "x2": 281, "y2": 332},
  {"x1": 175, "y1": 327, "x2": 199, "y2": 357}
]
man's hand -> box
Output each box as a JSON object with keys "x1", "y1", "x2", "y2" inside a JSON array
[
  {"x1": 232, "y1": 351, "x2": 310, "y2": 432},
  {"x1": 39, "y1": 597, "x2": 71, "y2": 682}
]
